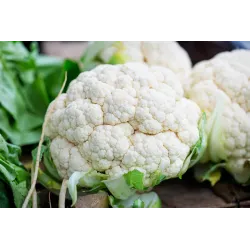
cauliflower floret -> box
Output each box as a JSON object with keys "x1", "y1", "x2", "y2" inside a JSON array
[
  {"x1": 226, "y1": 159, "x2": 250, "y2": 183},
  {"x1": 156, "y1": 131, "x2": 190, "y2": 177},
  {"x1": 215, "y1": 49, "x2": 250, "y2": 72},
  {"x1": 191, "y1": 58, "x2": 250, "y2": 112},
  {"x1": 141, "y1": 42, "x2": 192, "y2": 82},
  {"x1": 188, "y1": 50, "x2": 250, "y2": 183},
  {"x1": 80, "y1": 124, "x2": 133, "y2": 171},
  {"x1": 98, "y1": 41, "x2": 191, "y2": 84},
  {"x1": 46, "y1": 99, "x2": 103, "y2": 144},
  {"x1": 122, "y1": 132, "x2": 170, "y2": 174},
  {"x1": 133, "y1": 86, "x2": 176, "y2": 134},
  {"x1": 103, "y1": 89, "x2": 137, "y2": 125},
  {"x1": 99, "y1": 41, "x2": 144, "y2": 63},
  {"x1": 50, "y1": 137, "x2": 91, "y2": 178},
  {"x1": 45, "y1": 63, "x2": 202, "y2": 187}
]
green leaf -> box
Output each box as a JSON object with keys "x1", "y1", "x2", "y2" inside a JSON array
[
  {"x1": 38, "y1": 168, "x2": 61, "y2": 193},
  {"x1": 107, "y1": 42, "x2": 129, "y2": 64},
  {"x1": 14, "y1": 165, "x2": 31, "y2": 183},
  {"x1": 0, "y1": 180, "x2": 12, "y2": 208},
  {"x1": 68, "y1": 170, "x2": 108, "y2": 206},
  {"x1": 180, "y1": 112, "x2": 207, "y2": 177},
  {"x1": 0, "y1": 160, "x2": 31, "y2": 208},
  {"x1": 11, "y1": 181, "x2": 30, "y2": 208},
  {"x1": 35, "y1": 55, "x2": 65, "y2": 99},
  {"x1": 80, "y1": 41, "x2": 115, "y2": 71},
  {"x1": 133, "y1": 192, "x2": 161, "y2": 208},
  {"x1": 124, "y1": 170, "x2": 145, "y2": 191},
  {"x1": 194, "y1": 163, "x2": 225, "y2": 186},
  {"x1": 0, "y1": 41, "x2": 29, "y2": 59},
  {"x1": 78, "y1": 171, "x2": 108, "y2": 188},
  {"x1": 10, "y1": 128, "x2": 42, "y2": 146},
  {"x1": 0, "y1": 108, "x2": 41, "y2": 146},
  {"x1": 31, "y1": 144, "x2": 47, "y2": 164},
  {"x1": 0, "y1": 61, "x2": 26, "y2": 120},
  {"x1": 132, "y1": 199, "x2": 145, "y2": 208},
  {"x1": 43, "y1": 147, "x2": 61, "y2": 182},
  {"x1": 109, "y1": 192, "x2": 162, "y2": 208},
  {"x1": 151, "y1": 171, "x2": 166, "y2": 187},
  {"x1": 0, "y1": 42, "x2": 37, "y2": 85},
  {"x1": 0, "y1": 134, "x2": 31, "y2": 208},
  {"x1": 0, "y1": 159, "x2": 16, "y2": 182},
  {"x1": 31, "y1": 140, "x2": 61, "y2": 182},
  {"x1": 0, "y1": 41, "x2": 80, "y2": 146},
  {"x1": 36, "y1": 56, "x2": 80, "y2": 99},
  {"x1": 21, "y1": 76, "x2": 50, "y2": 116},
  {"x1": 63, "y1": 59, "x2": 81, "y2": 86},
  {"x1": 103, "y1": 175, "x2": 135, "y2": 200},
  {"x1": 17, "y1": 112, "x2": 44, "y2": 132},
  {"x1": 0, "y1": 134, "x2": 9, "y2": 157},
  {"x1": 0, "y1": 108, "x2": 13, "y2": 140},
  {"x1": 68, "y1": 172, "x2": 83, "y2": 206},
  {"x1": 0, "y1": 133, "x2": 22, "y2": 166},
  {"x1": 206, "y1": 97, "x2": 228, "y2": 163},
  {"x1": 108, "y1": 52, "x2": 128, "y2": 65},
  {"x1": 104, "y1": 169, "x2": 163, "y2": 201}
]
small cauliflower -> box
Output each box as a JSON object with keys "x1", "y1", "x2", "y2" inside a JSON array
[
  {"x1": 82, "y1": 41, "x2": 192, "y2": 84},
  {"x1": 187, "y1": 49, "x2": 250, "y2": 184},
  {"x1": 43, "y1": 62, "x2": 206, "y2": 205}
]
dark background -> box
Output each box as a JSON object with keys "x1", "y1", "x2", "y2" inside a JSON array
[{"x1": 23, "y1": 41, "x2": 249, "y2": 65}]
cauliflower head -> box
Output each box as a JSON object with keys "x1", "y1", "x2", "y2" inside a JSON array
[
  {"x1": 45, "y1": 62, "x2": 205, "y2": 201},
  {"x1": 187, "y1": 49, "x2": 250, "y2": 183},
  {"x1": 84, "y1": 41, "x2": 192, "y2": 84}
]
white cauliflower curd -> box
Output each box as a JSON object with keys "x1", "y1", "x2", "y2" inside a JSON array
[
  {"x1": 44, "y1": 62, "x2": 206, "y2": 202},
  {"x1": 84, "y1": 41, "x2": 192, "y2": 84},
  {"x1": 187, "y1": 49, "x2": 250, "y2": 184}
]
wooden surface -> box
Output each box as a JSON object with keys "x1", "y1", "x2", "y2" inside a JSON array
[
  {"x1": 37, "y1": 178, "x2": 250, "y2": 208},
  {"x1": 37, "y1": 42, "x2": 250, "y2": 208},
  {"x1": 154, "y1": 179, "x2": 250, "y2": 208}
]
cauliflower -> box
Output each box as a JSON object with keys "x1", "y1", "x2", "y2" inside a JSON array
[
  {"x1": 187, "y1": 49, "x2": 250, "y2": 184},
  {"x1": 44, "y1": 62, "x2": 206, "y2": 204},
  {"x1": 82, "y1": 41, "x2": 192, "y2": 84},
  {"x1": 214, "y1": 49, "x2": 250, "y2": 68}
]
